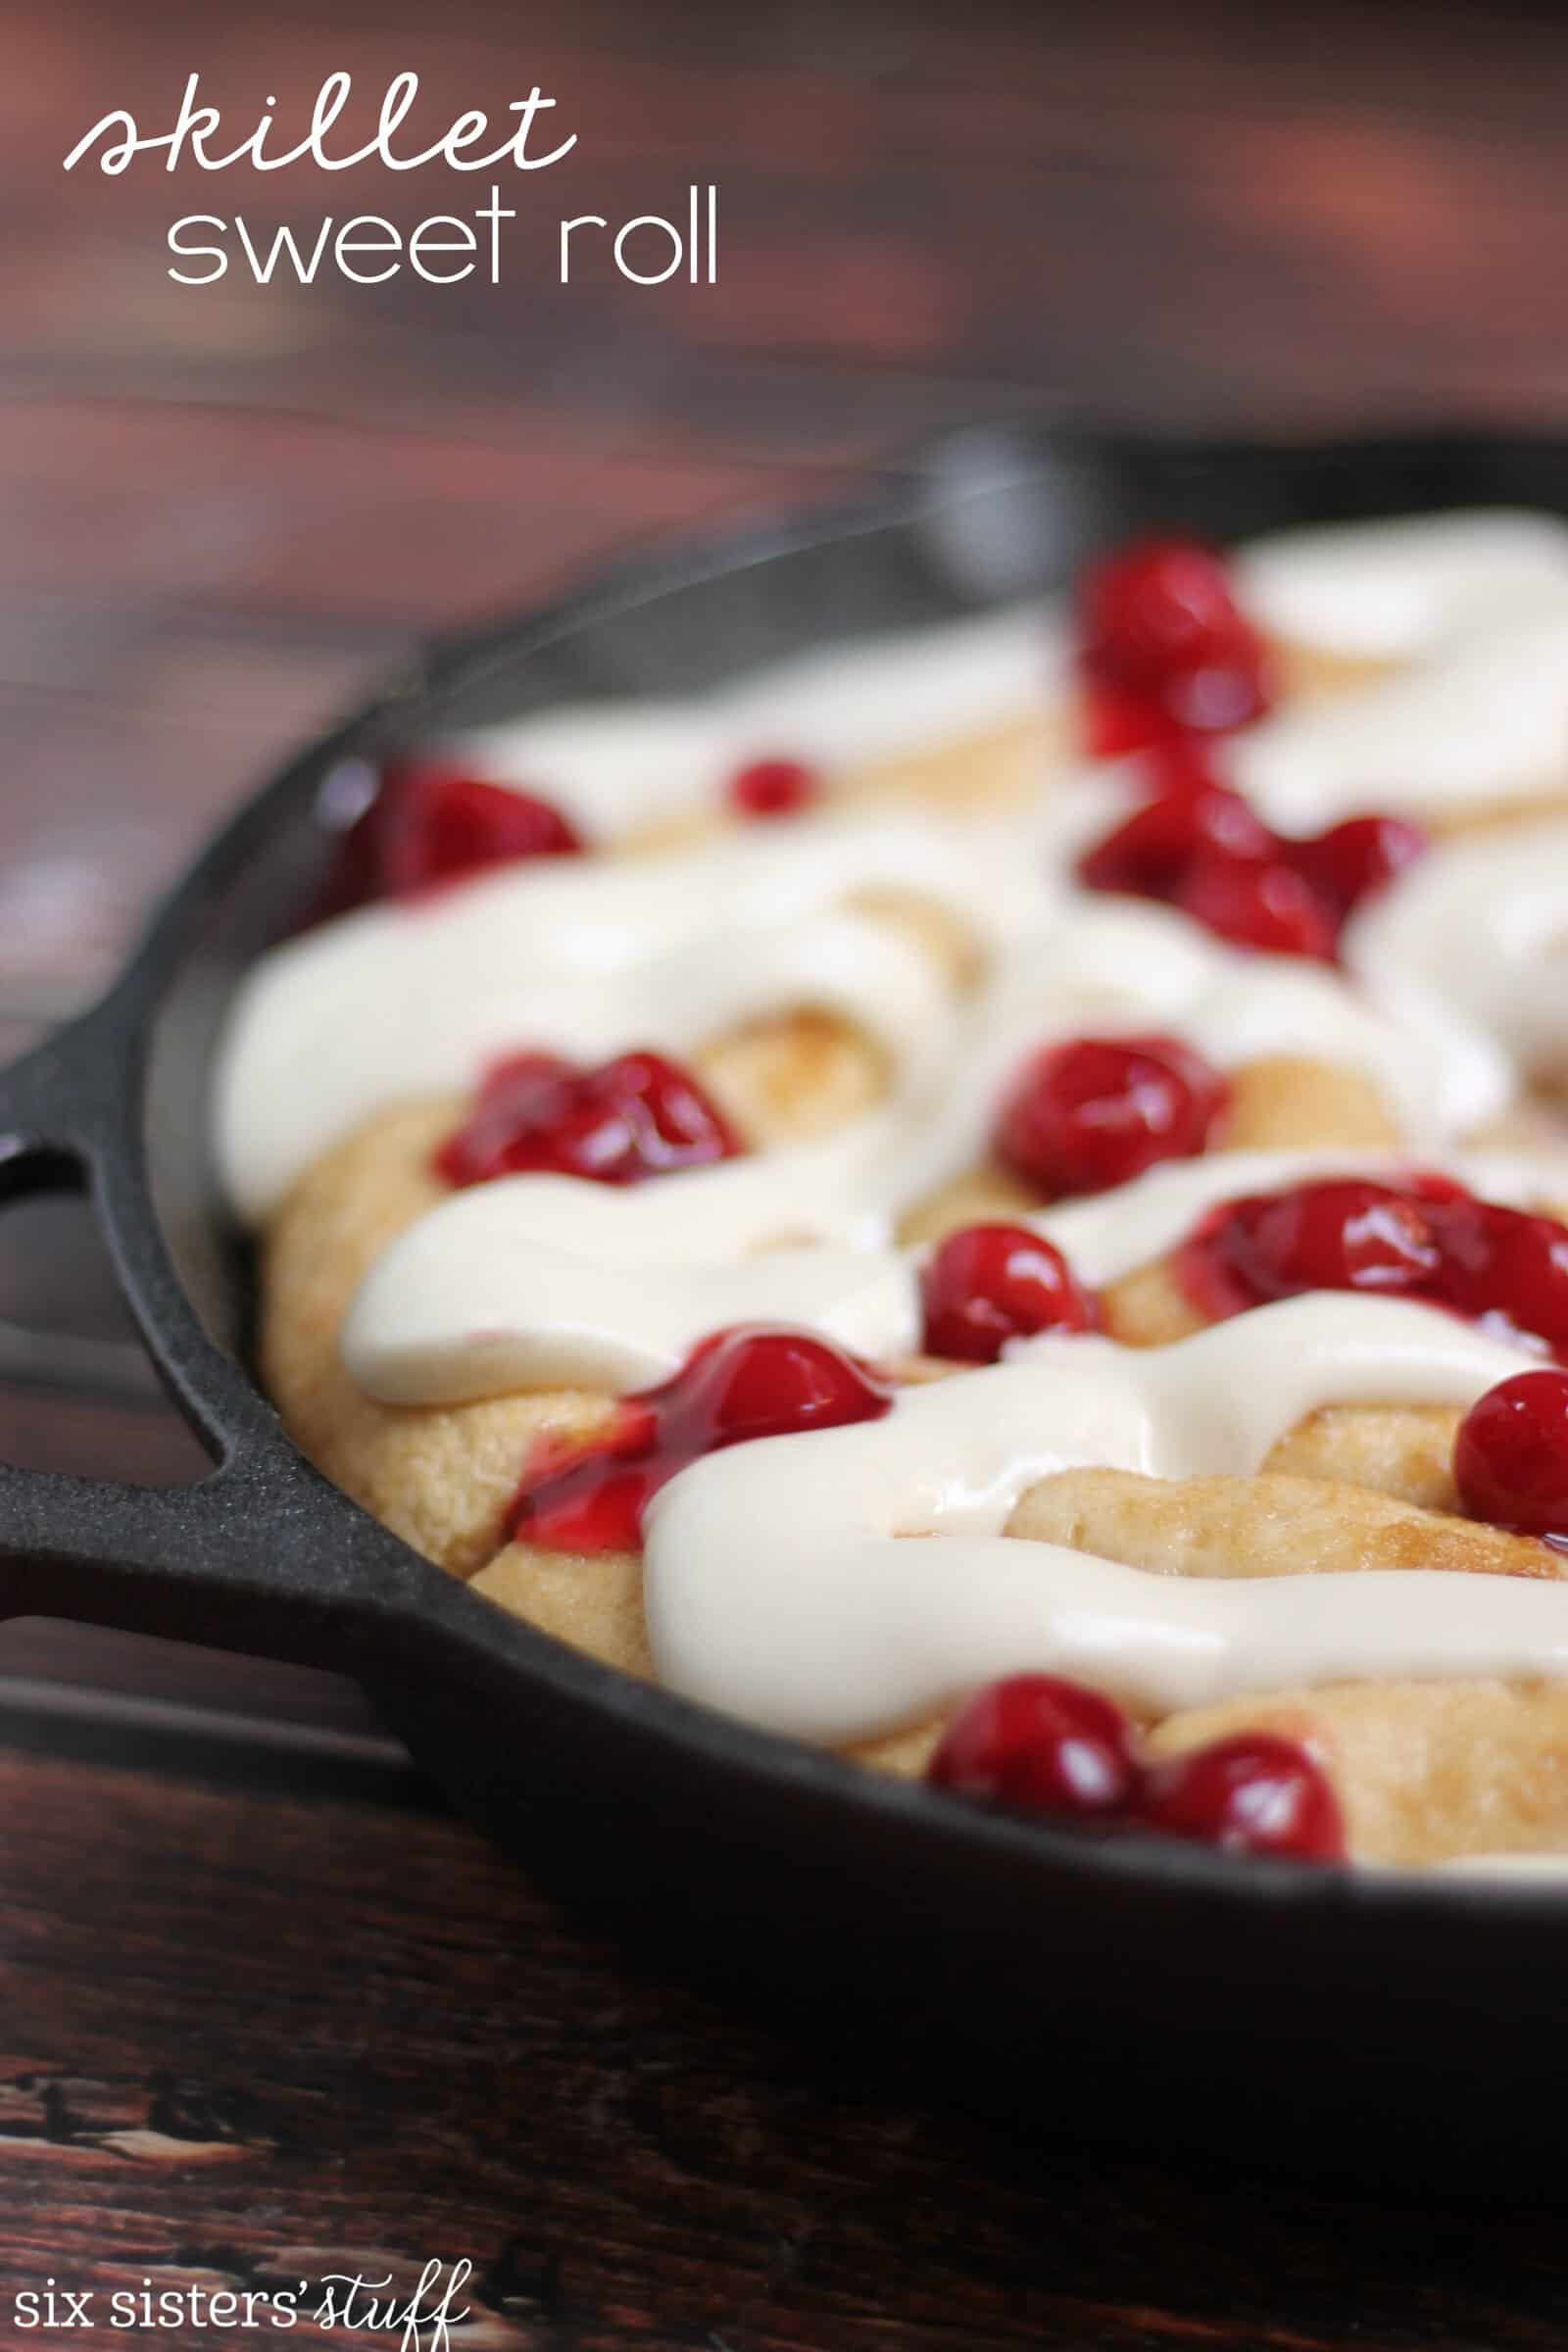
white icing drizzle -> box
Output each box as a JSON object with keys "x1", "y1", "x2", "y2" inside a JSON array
[
  {"x1": 217, "y1": 802, "x2": 1054, "y2": 1222},
  {"x1": 440, "y1": 606, "x2": 1063, "y2": 842},
  {"x1": 1229, "y1": 608, "x2": 1568, "y2": 828},
  {"x1": 343, "y1": 1140, "x2": 1568, "y2": 1406},
  {"x1": 642, "y1": 1295, "x2": 1552, "y2": 1741},
  {"x1": 221, "y1": 768, "x2": 1500, "y2": 1229},
  {"x1": 1347, "y1": 816, "x2": 1568, "y2": 1086},
  {"x1": 1235, "y1": 510, "x2": 1568, "y2": 662},
  {"x1": 336, "y1": 939, "x2": 1519, "y2": 1411},
  {"x1": 1229, "y1": 510, "x2": 1568, "y2": 826}
]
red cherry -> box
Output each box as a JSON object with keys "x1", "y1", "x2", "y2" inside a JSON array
[
  {"x1": 1454, "y1": 1370, "x2": 1568, "y2": 1539},
  {"x1": 919, "y1": 1223, "x2": 1098, "y2": 1362},
  {"x1": 504, "y1": 1405, "x2": 662, "y2": 1553},
  {"x1": 1287, "y1": 813, "x2": 1428, "y2": 921},
  {"x1": 1290, "y1": 1184, "x2": 1442, "y2": 1292},
  {"x1": 1075, "y1": 744, "x2": 1420, "y2": 965},
  {"x1": 994, "y1": 1033, "x2": 1230, "y2": 1200},
  {"x1": 1076, "y1": 781, "x2": 1270, "y2": 901},
  {"x1": 437, "y1": 1049, "x2": 743, "y2": 1189},
  {"x1": 1175, "y1": 847, "x2": 1338, "y2": 960},
  {"x1": 433, "y1": 1052, "x2": 576, "y2": 1188},
  {"x1": 1079, "y1": 660, "x2": 1182, "y2": 759},
  {"x1": 1432, "y1": 1203, "x2": 1568, "y2": 1359},
  {"x1": 509, "y1": 1327, "x2": 892, "y2": 1551},
  {"x1": 1133, "y1": 739, "x2": 1231, "y2": 801},
  {"x1": 666, "y1": 1323, "x2": 892, "y2": 1448},
  {"x1": 374, "y1": 766, "x2": 583, "y2": 898},
  {"x1": 1134, "y1": 1734, "x2": 1346, "y2": 1860},
  {"x1": 1176, "y1": 1175, "x2": 1568, "y2": 1362},
  {"x1": 728, "y1": 758, "x2": 819, "y2": 818},
  {"x1": 927, "y1": 1675, "x2": 1142, "y2": 1819},
  {"x1": 1077, "y1": 535, "x2": 1272, "y2": 753},
  {"x1": 1158, "y1": 655, "x2": 1271, "y2": 735},
  {"x1": 1178, "y1": 1180, "x2": 1442, "y2": 1317},
  {"x1": 1080, "y1": 537, "x2": 1258, "y2": 685}
]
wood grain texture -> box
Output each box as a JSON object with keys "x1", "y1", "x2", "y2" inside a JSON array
[
  {"x1": 6, "y1": 1741, "x2": 1568, "y2": 2352},
  {"x1": 5, "y1": 0, "x2": 1568, "y2": 995}
]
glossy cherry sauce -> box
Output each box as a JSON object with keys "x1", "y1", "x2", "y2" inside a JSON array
[{"x1": 508, "y1": 1327, "x2": 893, "y2": 1552}]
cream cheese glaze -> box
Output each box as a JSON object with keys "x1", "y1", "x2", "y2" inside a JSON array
[
  {"x1": 217, "y1": 800, "x2": 1054, "y2": 1221},
  {"x1": 436, "y1": 605, "x2": 1064, "y2": 842},
  {"x1": 342, "y1": 1142, "x2": 1568, "y2": 1405},
  {"x1": 642, "y1": 1295, "x2": 1546, "y2": 1742},
  {"x1": 1347, "y1": 815, "x2": 1568, "y2": 1088},
  {"x1": 1234, "y1": 510, "x2": 1568, "y2": 662},
  {"x1": 1229, "y1": 509, "x2": 1568, "y2": 825},
  {"x1": 1229, "y1": 609, "x2": 1568, "y2": 828},
  {"x1": 220, "y1": 813, "x2": 1509, "y2": 1234}
]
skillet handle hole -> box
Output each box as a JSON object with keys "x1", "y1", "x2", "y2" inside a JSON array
[{"x1": 0, "y1": 1166, "x2": 212, "y2": 1488}]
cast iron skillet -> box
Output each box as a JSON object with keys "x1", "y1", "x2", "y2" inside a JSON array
[{"x1": 3, "y1": 427, "x2": 1566, "y2": 2176}]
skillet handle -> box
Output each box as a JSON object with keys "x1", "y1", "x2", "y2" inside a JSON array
[{"x1": 0, "y1": 1007, "x2": 409, "y2": 1673}]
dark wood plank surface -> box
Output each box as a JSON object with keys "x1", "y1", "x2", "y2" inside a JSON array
[
  {"x1": 7, "y1": 0, "x2": 1568, "y2": 2338},
  {"x1": 10, "y1": 1740, "x2": 1568, "y2": 2352}
]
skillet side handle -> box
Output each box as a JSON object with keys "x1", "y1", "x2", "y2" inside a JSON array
[
  {"x1": 0, "y1": 1455, "x2": 393, "y2": 1671},
  {"x1": 0, "y1": 1013, "x2": 402, "y2": 1674}
]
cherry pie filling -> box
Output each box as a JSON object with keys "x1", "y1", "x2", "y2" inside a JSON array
[
  {"x1": 1076, "y1": 768, "x2": 1426, "y2": 961},
  {"x1": 508, "y1": 1327, "x2": 893, "y2": 1552},
  {"x1": 1075, "y1": 535, "x2": 1275, "y2": 758},
  {"x1": 993, "y1": 1032, "x2": 1231, "y2": 1199},
  {"x1": 1177, "y1": 1174, "x2": 1568, "y2": 1364},
  {"x1": 1454, "y1": 1370, "x2": 1568, "y2": 1543},
  {"x1": 919, "y1": 1223, "x2": 1099, "y2": 1362},
  {"x1": 927, "y1": 1672, "x2": 1345, "y2": 1862},
  {"x1": 317, "y1": 761, "x2": 584, "y2": 919},
  {"x1": 436, "y1": 1049, "x2": 744, "y2": 1189},
  {"x1": 1072, "y1": 535, "x2": 1426, "y2": 958},
  {"x1": 727, "y1": 757, "x2": 820, "y2": 818}
]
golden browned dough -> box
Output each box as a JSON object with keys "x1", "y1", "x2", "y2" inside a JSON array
[
  {"x1": 261, "y1": 1101, "x2": 623, "y2": 1577},
  {"x1": 696, "y1": 1008, "x2": 890, "y2": 1146},
  {"x1": 1148, "y1": 1681, "x2": 1568, "y2": 1867},
  {"x1": 260, "y1": 932, "x2": 951, "y2": 1580},
  {"x1": 843, "y1": 713, "x2": 1060, "y2": 813},
  {"x1": 1261, "y1": 1403, "x2": 1463, "y2": 1512},
  {"x1": 472, "y1": 1544, "x2": 653, "y2": 1681},
  {"x1": 1266, "y1": 639, "x2": 1397, "y2": 702},
  {"x1": 1424, "y1": 788, "x2": 1568, "y2": 838},
  {"x1": 895, "y1": 1163, "x2": 1042, "y2": 1249},
  {"x1": 1099, "y1": 1258, "x2": 1209, "y2": 1348},
  {"x1": 1003, "y1": 1466, "x2": 1560, "y2": 1583},
  {"x1": 1223, "y1": 1055, "x2": 1398, "y2": 1151},
  {"x1": 700, "y1": 870, "x2": 1002, "y2": 1145}
]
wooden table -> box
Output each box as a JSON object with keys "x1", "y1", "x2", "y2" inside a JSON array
[{"x1": 5, "y1": 1, "x2": 1568, "y2": 2339}]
